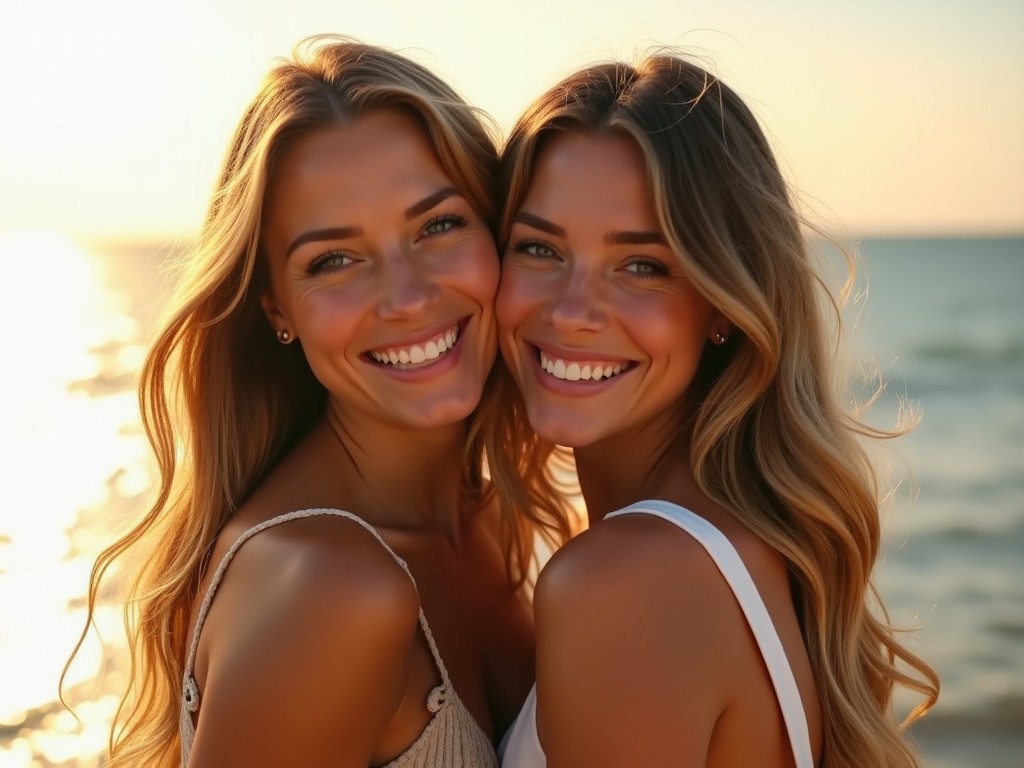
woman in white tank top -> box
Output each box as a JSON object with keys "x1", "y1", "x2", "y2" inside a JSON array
[
  {"x1": 68, "y1": 38, "x2": 573, "y2": 768},
  {"x1": 493, "y1": 53, "x2": 938, "y2": 767}
]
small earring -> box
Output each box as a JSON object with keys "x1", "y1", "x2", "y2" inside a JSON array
[
  {"x1": 713, "y1": 331, "x2": 728, "y2": 345},
  {"x1": 277, "y1": 329, "x2": 293, "y2": 344}
]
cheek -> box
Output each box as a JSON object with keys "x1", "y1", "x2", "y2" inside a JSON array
[
  {"x1": 443, "y1": 237, "x2": 500, "y2": 305},
  {"x1": 626, "y1": 293, "x2": 713, "y2": 360},
  {"x1": 495, "y1": 268, "x2": 537, "y2": 334},
  {"x1": 295, "y1": 285, "x2": 366, "y2": 348}
]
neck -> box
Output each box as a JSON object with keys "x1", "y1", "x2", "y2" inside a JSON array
[
  {"x1": 574, "y1": 406, "x2": 697, "y2": 524},
  {"x1": 323, "y1": 400, "x2": 473, "y2": 540}
]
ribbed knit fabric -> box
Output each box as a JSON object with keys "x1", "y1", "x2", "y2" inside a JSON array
[{"x1": 180, "y1": 508, "x2": 498, "y2": 767}]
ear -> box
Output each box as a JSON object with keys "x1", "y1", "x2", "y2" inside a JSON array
[{"x1": 260, "y1": 290, "x2": 291, "y2": 338}]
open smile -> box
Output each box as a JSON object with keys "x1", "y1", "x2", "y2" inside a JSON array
[
  {"x1": 534, "y1": 346, "x2": 636, "y2": 383},
  {"x1": 366, "y1": 319, "x2": 466, "y2": 370}
]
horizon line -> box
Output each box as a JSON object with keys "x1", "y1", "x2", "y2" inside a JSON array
[{"x1": 74, "y1": 228, "x2": 1024, "y2": 252}]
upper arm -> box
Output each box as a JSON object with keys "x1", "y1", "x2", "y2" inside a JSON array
[
  {"x1": 533, "y1": 522, "x2": 746, "y2": 768},
  {"x1": 188, "y1": 521, "x2": 420, "y2": 768}
]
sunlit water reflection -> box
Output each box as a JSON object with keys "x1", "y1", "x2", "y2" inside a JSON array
[
  {"x1": 1, "y1": 233, "x2": 1021, "y2": 767},
  {"x1": 0, "y1": 230, "x2": 153, "y2": 767}
]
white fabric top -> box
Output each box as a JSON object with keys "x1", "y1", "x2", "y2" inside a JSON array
[
  {"x1": 499, "y1": 499, "x2": 814, "y2": 768},
  {"x1": 180, "y1": 508, "x2": 497, "y2": 768}
]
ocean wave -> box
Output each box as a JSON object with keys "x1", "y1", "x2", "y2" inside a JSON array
[
  {"x1": 866, "y1": 371, "x2": 1024, "y2": 400},
  {"x1": 987, "y1": 618, "x2": 1024, "y2": 640},
  {"x1": 909, "y1": 338, "x2": 1024, "y2": 365},
  {"x1": 911, "y1": 693, "x2": 1024, "y2": 731},
  {"x1": 926, "y1": 525, "x2": 1006, "y2": 542},
  {"x1": 900, "y1": 522, "x2": 1024, "y2": 551}
]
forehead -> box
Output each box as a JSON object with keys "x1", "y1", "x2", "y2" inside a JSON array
[
  {"x1": 521, "y1": 131, "x2": 655, "y2": 221},
  {"x1": 265, "y1": 109, "x2": 452, "y2": 228}
]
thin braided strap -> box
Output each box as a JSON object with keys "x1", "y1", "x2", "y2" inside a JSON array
[{"x1": 179, "y1": 507, "x2": 454, "y2": 760}]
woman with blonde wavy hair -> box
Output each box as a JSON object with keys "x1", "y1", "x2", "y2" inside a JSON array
[
  {"x1": 68, "y1": 37, "x2": 571, "y2": 768},
  {"x1": 496, "y1": 53, "x2": 938, "y2": 767}
]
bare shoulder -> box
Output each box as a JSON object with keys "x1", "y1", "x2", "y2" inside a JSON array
[
  {"x1": 532, "y1": 512, "x2": 763, "y2": 766},
  {"x1": 535, "y1": 510, "x2": 734, "y2": 618},
  {"x1": 534, "y1": 508, "x2": 748, "y2": 681},
  {"x1": 206, "y1": 511, "x2": 421, "y2": 671},
  {"x1": 189, "y1": 512, "x2": 421, "y2": 766}
]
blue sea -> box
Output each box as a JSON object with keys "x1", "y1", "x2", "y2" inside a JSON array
[
  {"x1": 0, "y1": 234, "x2": 1020, "y2": 766},
  {"x1": 828, "y1": 237, "x2": 1024, "y2": 767}
]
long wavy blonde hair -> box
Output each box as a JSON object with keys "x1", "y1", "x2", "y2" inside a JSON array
[
  {"x1": 66, "y1": 36, "x2": 573, "y2": 768},
  {"x1": 498, "y1": 53, "x2": 939, "y2": 768}
]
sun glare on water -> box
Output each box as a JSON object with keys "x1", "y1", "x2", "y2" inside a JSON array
[{"x1": 0, "y1": 229, "x2": 151, "y2": 766}]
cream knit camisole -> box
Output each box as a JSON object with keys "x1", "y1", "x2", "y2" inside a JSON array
[{"x1": 180, "y1": 508, "x2": 498, "y2": 767}]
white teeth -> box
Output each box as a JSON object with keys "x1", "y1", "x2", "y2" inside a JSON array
[
  {"x1": 539, "y1": 351, "x2": 628, "y2": 382},
  {"x1": 370, "y1": 325, "x2": 460, "y2": 368}
]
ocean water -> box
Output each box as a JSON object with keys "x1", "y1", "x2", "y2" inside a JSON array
[
  {"x1": 830, "y1": 237, "x2": 1024, "y2": 767},
  {"x1": 0, "y1": 232, "x2": 1020, "y2": 766}
]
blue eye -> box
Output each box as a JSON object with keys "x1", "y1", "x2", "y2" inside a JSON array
[{"x1": 305, "y1": 250, "x2": 353, "y2": 275}]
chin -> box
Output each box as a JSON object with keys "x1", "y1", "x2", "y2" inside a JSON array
[
  {"x1": 525, "y1": 406, "x2": 604, "y2": 449},
  {"x1": 401, "y1": 390, "x2": 483, "y2": 429}
]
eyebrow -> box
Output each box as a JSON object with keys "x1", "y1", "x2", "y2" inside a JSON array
[
  {"x1": 284, "y1": 226, "x2": 363, "y2": 259},
  {"x1": 404, "y1": 186, "x2": 461, "y2": 219},
  {"x1": 514, "y1": 211, "x2": 666, "y2": 246},
  {"x1": 604, "y1": 230, "x2": 667, "y2": 246},
  {"x1": 283, "y1": 186, "x2": 463, "y2": 259},
  {"x1": 513, "y1": 212, "x2": 566, "y2": 237}
]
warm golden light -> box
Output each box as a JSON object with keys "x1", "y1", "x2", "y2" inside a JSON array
[
  {"x1": 0, "y1": 2, "x2": 1020, "y2": 765},
  {"x1": 0, "y1": 230, "x2": 150, "y2": 766}
]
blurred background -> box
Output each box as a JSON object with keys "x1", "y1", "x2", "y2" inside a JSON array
[{"x1": 0, "y1": 1, "x2": 1021, "y2": 766}]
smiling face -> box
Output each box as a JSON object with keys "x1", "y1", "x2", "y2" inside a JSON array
[
  {"x1": 496, "y1": 131, "x2": 725, "y2": 448},
  {"x1": 261, "y1": 109, "x2": 499, "y2": 429}
]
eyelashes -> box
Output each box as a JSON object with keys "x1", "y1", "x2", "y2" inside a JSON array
[
  {"x1": 509, "y1": 238, "x2": 671, "y2": 279},
  {"x1": 305, "y1": 250, "x2": 352, "y2": 276},
  {"x1": 303, "y1": 212, "x2": 470, "y2": 276},
  {"x1": 510, "y1": 238, "x2": 557, "y2": 259},
  {"x1": 422, "y1": 213, "x2": 467, "y2": 237},
  {"x1": 623, "y1": 256, "x2": 670, "y2": 278}
]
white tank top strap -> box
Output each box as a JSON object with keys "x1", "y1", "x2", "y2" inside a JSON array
[
  {"x1": 180, "y1": 508, "x2": 454, "y2": 756},
  {"x1": 606, "y1": 500, "x2": 815, "y2": 768}
]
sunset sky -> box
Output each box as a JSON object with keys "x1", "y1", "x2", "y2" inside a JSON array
[{"x1": 1, "y1": 0, "x2": 1022, "y2": 242}]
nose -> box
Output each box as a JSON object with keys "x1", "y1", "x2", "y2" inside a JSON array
[
  {"x1": 376, "y1": 251, "x2": 440, "y2": 319},
  {"x1": 542, "y1": 265, "x2": 607, "y2": 334}
]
